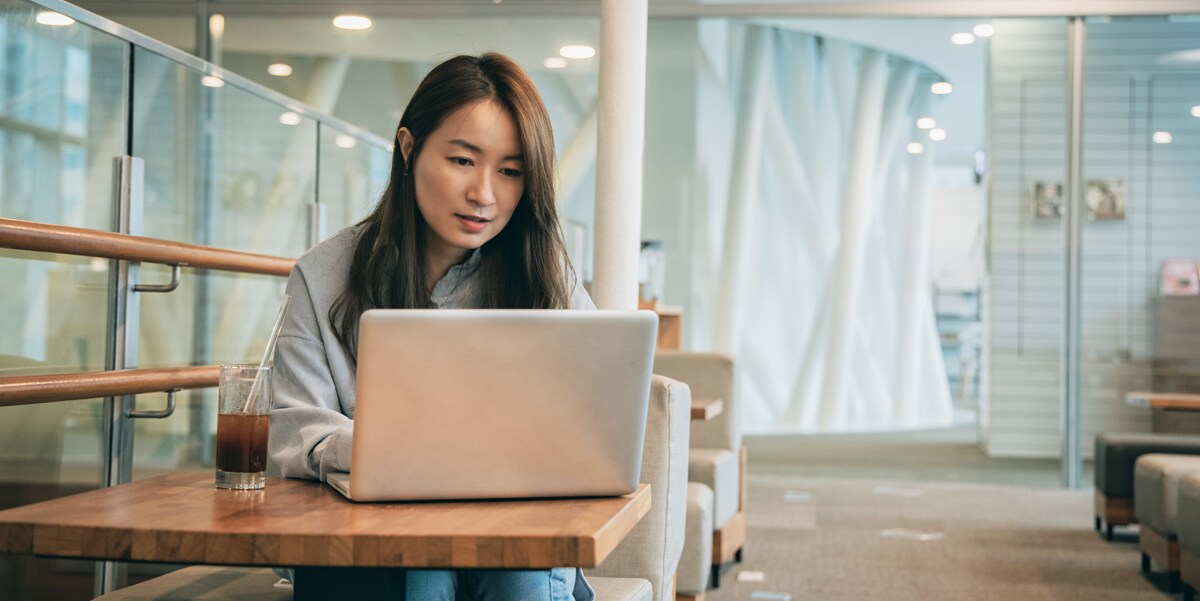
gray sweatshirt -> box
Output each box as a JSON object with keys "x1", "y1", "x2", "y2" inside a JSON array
[
  {"x1": 268, "y1": 225, "x2": 598, "y2": 599},
  {"x1": 269, "y1": 224, "x2": 596, "y2": 481}
]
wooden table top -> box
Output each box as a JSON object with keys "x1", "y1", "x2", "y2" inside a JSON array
[
  {"x1": 1126, "y1": 391, "x2": 1200, "y2": 411},
  {"x1": 0, "y1": 472, "x2": 651, "y2": 569},
  {"x1": 691, "y1": 397, "x2": 724, "y2": 421}
]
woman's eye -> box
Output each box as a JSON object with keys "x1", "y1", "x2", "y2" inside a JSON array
[
  {"x1": 451, "y1": 157, "x2": 472, "y2": 166},
  {"x1": 500, "y1": 168, "x2": 522, "y2": 178}
]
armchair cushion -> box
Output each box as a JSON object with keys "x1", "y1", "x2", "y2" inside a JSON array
[
  {"x1": 1134, "y1": 453, "x2": 1200, "y2": 535},
  {"x1": 677, "y1": 482, "x2": 715, "y2": 595},
  {"x1": 590, "y1": 375, "x2": 691, "y2": 601},
  {"x1": 588, "y1": 577, "x2": 653, "y2": 601},
  {"x1": 1096, "y1": 432, "x2": 1200, "y2": 498},
  {"x1": 689, "y1": 447, "x2": 739, "y2": 530},
  {"x1": 1178, "y1": 471, "x2": 1200, "y2": 556}
]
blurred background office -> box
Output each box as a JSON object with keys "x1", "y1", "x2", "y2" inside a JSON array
[{"x1": 2, "y1": 0, "x2": 1200, "y2": 599}]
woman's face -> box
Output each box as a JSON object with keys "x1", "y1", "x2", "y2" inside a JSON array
[{"x1": 400, "y1": 100, "x2": 525, "y2": 260}]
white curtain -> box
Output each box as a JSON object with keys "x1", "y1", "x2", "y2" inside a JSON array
[{"x1": 713, "y1": 25, "x2": 953, "y2": 433}]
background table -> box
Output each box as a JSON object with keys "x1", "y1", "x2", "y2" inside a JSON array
[
  {"x1": 0, "y1": 472, "x2": 651, "y2": 570},
  {"x1": 691, "y1": 397, "x2": 724, "y2": 421},
  {"x1": 1125, "y1": 391, "x2": 1200, "y2": 434}
]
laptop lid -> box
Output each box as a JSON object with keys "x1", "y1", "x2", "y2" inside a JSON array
[{"x1": 346, "y1": 309, "x2": 657, "y2": 502}]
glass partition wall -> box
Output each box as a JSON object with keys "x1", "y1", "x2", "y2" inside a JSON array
[
  {"x1": 968, "y1": 14, "x2": 1200, "y2": 485},
  {"x1": 1076, "y1": 15, "x2": 1200, "y2": 475},
  {"x1": 0, "y1": 1, "x2": 390, "y2": 598}
]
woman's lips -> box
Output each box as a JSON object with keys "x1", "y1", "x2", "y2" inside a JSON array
[{"x1": 456, "y1": 214, "x2": 490, "y2": 233}]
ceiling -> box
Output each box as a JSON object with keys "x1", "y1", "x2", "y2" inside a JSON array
[{"x1": 73, "y1": 1, "x2": 990, "y2": 165}]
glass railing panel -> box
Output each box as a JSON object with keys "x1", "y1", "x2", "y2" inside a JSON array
[
  {"x1": 0, "y1": 1, "x2": 127, "y2": 229},
  {"x1": 0, "y1": 2, "x2": 129, "y2": 599},
  {"x1": 129, "y1": 45, "x2": 312, "y2": 478},
  {"x1": 317, "y1": 122, "x2": 390, "y2": 237}
]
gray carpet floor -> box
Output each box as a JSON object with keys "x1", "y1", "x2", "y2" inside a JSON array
[
  {"x1": 705, "y1": 466, "x2": 1170, "y2": 600},
  {"x1": 704, "y1": 416, "x2": 1165, "y2": 600},
  {"x1": 706, "y1": 474, "x2": 1169, "y2": 600}
]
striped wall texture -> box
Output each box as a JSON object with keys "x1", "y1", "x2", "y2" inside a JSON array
[{"x1": 985, "y1": 17, "x2": 1200, "y2": 458}]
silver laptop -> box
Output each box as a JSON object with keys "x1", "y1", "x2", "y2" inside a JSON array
[{"x1": 327, "y1": 309, "x2": 658, "y2": 502}]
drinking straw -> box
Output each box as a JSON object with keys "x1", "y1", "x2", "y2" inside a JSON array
[{"x1": 242, "y1": 293, "x2": 291, "y2": 413}]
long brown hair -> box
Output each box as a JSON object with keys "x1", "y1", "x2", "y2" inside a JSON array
[{"x1": 330, "y1": 53, "x2": 572, "y2": 361}]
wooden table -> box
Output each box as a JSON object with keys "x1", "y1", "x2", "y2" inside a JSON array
[
  {"x1": 637, "y1": 299, "x2": 682, "y2": 350},
  {"x1": 691, "y1": 397, "x2": 724, "y2": 421},
  {"x1": 1126, "y1": 391, "x2": 1200, "y2": 410},
  {"x1": 1125, "y1": 391, "x2": 1200, "y2": 434},
  {"x1": 0, "y1": 472, "x2": 651, "y2": 598}
]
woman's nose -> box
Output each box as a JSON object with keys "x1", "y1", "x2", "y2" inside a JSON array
[{"x1": 469, "y1": 173, "x2": 497, "y2": 206}]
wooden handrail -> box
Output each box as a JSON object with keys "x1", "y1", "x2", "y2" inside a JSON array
[
  {"x1": 0, "y1": 366, "x2": 220, "y2": 408},
  {"x1": 0, "y1": 218, "x2": 295, "y2": 277}
]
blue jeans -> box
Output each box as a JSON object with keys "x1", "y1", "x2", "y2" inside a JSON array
[
  {"x1": 410, "y1": 566, "x2": 583, "y2": 599},
  {"x1": 406, "y1": 568, "x2": 579, "y2": 600}
]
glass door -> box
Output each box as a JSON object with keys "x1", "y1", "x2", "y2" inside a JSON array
[{"x1": 1077, "y1": 14, "x2": 1200, "y2": 465}]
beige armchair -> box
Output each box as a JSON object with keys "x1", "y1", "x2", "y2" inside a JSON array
[
  {"x1": 589, "y1": 374, "x2": 692, "y2": 601},
  {"x1": 652, "y1": 351, "x2": 743, "y2": 590}
]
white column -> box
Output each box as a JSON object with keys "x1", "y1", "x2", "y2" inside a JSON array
[
  {"x1": 591, "y1": 0, "x2": 648, "y2": 310},
  {"x1": 817, "y1": 49, "x2": 887, "y2": 429}
]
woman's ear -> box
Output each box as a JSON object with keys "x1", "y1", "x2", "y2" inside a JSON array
[{"x1": 396, "y1": 127, "x2": 415, "y2": 168}]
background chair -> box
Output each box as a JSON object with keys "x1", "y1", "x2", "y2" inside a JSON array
[
  {"x1": 1095, "y1": 432, "x2": 1200, "y2": 540},
  {"x1": 1177, "y1": 472, "x2": 1200, "y2": 601},
  {"x1": 589, "y1": 374, "x2": 692, "y2": 601},
  {"x1": 1133, "y1": 453, "x2": 1200, "y2": 590},
  {"x1": 651, "y1": 351, "x2": 743, "y2": 589}
]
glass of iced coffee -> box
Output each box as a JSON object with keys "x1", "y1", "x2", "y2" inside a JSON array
[{"x1": 215, "y1": 364, "x2": 271, "y2": 490}]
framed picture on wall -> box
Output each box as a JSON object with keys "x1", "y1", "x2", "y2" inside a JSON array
[
  {"x1": 1161, "y1": 259, "x2": 1200, "y2": 296},
  {"x1": 1030, "y1": 181, "x2": 1063, "y2": 219},
  {"x1": 1085, "y1": 179, "x2": 1126, "y2": 220}
]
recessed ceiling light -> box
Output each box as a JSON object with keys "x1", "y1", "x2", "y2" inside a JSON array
[
  {"x1": 916, "y1": 117, "x2": 936, "y2": 129},
  {"x1": 951, "y1": 33, "x2": 976, "y2": 45},
  {"x1": 36, "y1": 11, "x2": 74, "y2": 26},
  {"x1": 906, "y1": 142, "x2": 925, "y2": 154},
  {"x1": 929, "y1": 128, "x2": 947, "y2": 141},
  {"x1": 209, "y1": 14, "x2": 224, "y2": 36},
  {"x1": 268, "y1": 63, "x2": 293, "y2": 77},
  {"x1": 279, "y1": 112, "x2": 301, "y2": 126},
  {"x1": 973, "y1": 23, "x2": 995, "y2": 37},
  {"x1": 333, "y1": 15, "x2": 372, "y2": 30},
  {"x1": 931, "y1": 82, "x2": 954, "y2": 95},
  {"x1": 1152, "y1": 131, "x2": 1173, "y2": 144},
  {"x1": 560, "y1": 45, "x2": 596, "y2": 59},
  {"x1": 200, "y1": 76, "x2": 224, "y2": 88},
  {"x1": 335, "y1": 135, "x2": 357, "y2": 149},
  {"x1": 543, "y1": 57, "x2": 568, "y2": 69},
  {"x1": 1191, "y1": 105, "x2": 1200, "y2": 118}
]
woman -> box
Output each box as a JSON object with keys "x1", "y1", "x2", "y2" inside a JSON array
[{"x1": 269, "y1": 53, "x2": 595, "y2": 600}]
